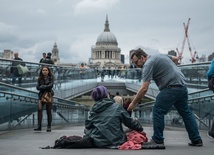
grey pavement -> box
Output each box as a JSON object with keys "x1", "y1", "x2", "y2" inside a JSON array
[{"x1": 0, "y1": 125, "x2": 213, "y2": 155}]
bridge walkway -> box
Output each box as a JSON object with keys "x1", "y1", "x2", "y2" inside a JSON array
[{"x1": 0, "y1": 125, "x2": 213, "y2": 155}]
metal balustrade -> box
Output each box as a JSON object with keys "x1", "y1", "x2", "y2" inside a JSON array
[{"x1": 0, "y1": 58, "x2": 213, "y2": 131}]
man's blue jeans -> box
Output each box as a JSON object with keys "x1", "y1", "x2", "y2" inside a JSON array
[{"x1": 152, "y1": 86, "x2": 201, "y2": 143}]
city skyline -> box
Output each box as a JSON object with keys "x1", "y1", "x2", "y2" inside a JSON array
[{"x1": 0, "y1": 0, "x2": 213, "y2": 64}]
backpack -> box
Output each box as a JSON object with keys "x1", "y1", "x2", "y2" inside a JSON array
[
  {"x1": 208, "y1": 75, "x2": 214, "y2": 90},
  {"x1": 39, "y1": 135, "x2": 94, "y2": 149}
]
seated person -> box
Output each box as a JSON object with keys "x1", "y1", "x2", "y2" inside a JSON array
[{"x1": 85, "y1": 85, "x2": 144, "y2": 148}]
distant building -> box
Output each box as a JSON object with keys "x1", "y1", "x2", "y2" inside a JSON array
[
  {"x1": 121, "y1": 54, "x2": 125, "y2": 64},
  {"x1": 0, "y1": 50, "x2": 13, "y2": 59},
  {"x1": 208, "y1": 52, "x2": 214, "y2": 61},
  {"x1": 51, "y1": 42, "x2": 60, "y2": 65},
  {"x1": 198, "y1": 54, "x2": 207, "y2": 62},
  {"x1": 89, "y1": 15, "x2": 123, "y2": 69}
]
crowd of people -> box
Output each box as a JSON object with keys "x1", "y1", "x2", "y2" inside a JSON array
[
  {"x1": 8, "y1": 47, "x2": 214, "y2": 149},
  {"x1": 10, "y1": 52, "x2": 54, "y2": 86},
  {"x1": 10, "y1": 52, "x2": 56, "y2": 132},
  {"x1": 82, "y1": 43, "x2": 214, "y2": 148},
  {"x1": 98, "y1": 65, "x2": 142, "y2": 82}
]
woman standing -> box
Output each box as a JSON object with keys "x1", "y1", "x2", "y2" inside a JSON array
[{"x1": 34, "y1": 66, "x2": 54, "y2": 132}]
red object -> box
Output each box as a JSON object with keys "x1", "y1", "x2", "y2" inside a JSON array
[{"x1": 118, "y1": 130, "x2": 148, "y2": 150}]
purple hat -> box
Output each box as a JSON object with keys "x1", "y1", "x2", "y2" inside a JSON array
[{"x1": 91, "y1": 86, "x2": 108, "y2": 101}]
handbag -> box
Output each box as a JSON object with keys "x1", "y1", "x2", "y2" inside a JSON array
[
  {"x1": 17, "y1": 64, "x2": 29, "y2": 75},
  {"x1": 41, "y1": 92, "x2": 53, "y2": 104}
]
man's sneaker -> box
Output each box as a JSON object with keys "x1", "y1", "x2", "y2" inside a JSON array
[
  {"x1": 142, "y1": 139, "x2": 165, "y2": 149},
  {"x1": 207, "y1": 131, "x2": 214, "y2": 139},
  {"x1": 188, "y1": 139, "x2": 203, "y2": 147}
]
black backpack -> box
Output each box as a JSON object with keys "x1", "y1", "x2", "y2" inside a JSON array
[
  {"x1": 208, "y1": 75, "x2": 214, "y2": 90},
  {"x1": 40, "y1": 135, "x2": 94, "y2": 149}
]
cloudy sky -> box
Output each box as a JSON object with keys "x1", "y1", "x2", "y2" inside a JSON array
[{"x1": 0, "y1": 0, "x2": 213, "y2": 64}]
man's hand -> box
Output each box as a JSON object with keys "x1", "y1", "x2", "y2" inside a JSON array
[{"x1": 128, "y1": 81, "x2": 150, "y2": 111}]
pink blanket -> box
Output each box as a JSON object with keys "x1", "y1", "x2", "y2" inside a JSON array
[{"x1": 118, "y1": 130, "x2": 148, "y2": 150}]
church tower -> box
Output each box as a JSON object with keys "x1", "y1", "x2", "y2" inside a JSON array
[{"x1": 52, "y1": 42, "x2": 60, "y2": 65}]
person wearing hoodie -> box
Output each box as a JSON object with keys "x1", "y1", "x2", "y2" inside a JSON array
[{"x1": 85, "y1": 85, "x2": 144, "y2": 148}]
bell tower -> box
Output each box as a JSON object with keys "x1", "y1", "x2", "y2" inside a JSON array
[{"x1": 52, "y1": 42, "x2": 60, "y2": 65}]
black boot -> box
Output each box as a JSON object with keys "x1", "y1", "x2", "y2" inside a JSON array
[
  {"x1": 34, "y1": 125, "x2": 41, "y2": 131},
  {"x1": 46, "y1": 125, "x2": 51, "y2": 132}
]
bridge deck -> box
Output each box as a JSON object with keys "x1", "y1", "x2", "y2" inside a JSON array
[{"x1": 0, "y1": 125, "x2": 213, "y2": 155}]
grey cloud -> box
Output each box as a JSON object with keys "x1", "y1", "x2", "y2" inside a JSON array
[
  {"x1": 74, "y1": 0, "x2": 120, "y2": 15},
  {"x1": 0, "y1": 0, "x2": 213, "y2": 64}
]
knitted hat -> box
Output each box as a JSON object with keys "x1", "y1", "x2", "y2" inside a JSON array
[{"x1": 91, "y1": 86, "x2": 108, "y2": 101}]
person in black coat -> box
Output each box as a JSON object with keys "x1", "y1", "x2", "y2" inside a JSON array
[{"x1": 34, "y1": 66, "x2": 54, "y2": 132}]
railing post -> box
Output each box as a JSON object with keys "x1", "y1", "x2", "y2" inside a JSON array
[{"x1": 32, "y1": 114, "x2": 35, "y2": 127}]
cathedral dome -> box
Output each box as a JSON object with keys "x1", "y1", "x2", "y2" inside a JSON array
[
  {"x1": 96, "y1": 32, "x2": 117, "y2": 45},
  {"x1": 96, "y1": 16, "x2": 118, "y2": 46}
]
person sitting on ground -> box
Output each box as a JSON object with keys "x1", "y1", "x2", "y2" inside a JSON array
[{"x1": 85, "y1": 85, "x2": 144, "y2": 148}]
